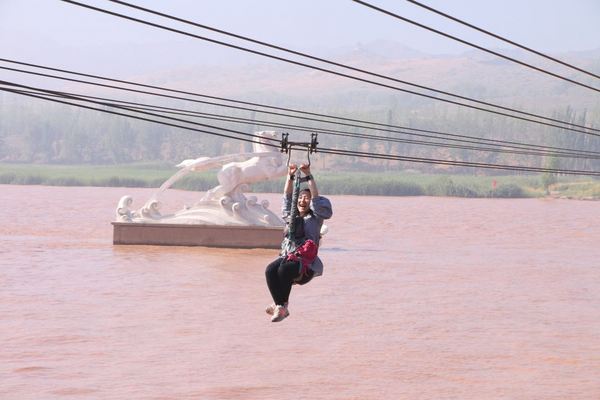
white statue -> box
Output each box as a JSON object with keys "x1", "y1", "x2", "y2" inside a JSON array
[
  {"x1": 201, "y1": 131, "x2": 287, "y2": 201},
  {"x1": 115, "y1": 195, "x2": 134, "y2": 222},
  {"x1": 115, "y1": 131, "x2": 288, "y2": 227}
]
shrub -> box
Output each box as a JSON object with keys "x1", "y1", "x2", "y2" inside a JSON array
[
  {"x1": 50, "y1": 177, "x2": 84, "y2": 186},
  {"x1": 0, "y1": 173, "x2": 17, "y2": 184},
  {"x1": 492, "y1": 183, "x2": 526, "y2": 198}
]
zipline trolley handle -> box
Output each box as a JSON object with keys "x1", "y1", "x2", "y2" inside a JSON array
[{"x1": 280, "y1": 132, "x2": 319, "y2": 167}]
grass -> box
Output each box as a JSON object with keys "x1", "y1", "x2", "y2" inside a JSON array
[
  {"x1": 0, "y1": 163, "x2": 598, "y2": 199},
  {"x1": 0, "y1": 162, "x2": 216, "y2": 189},
  {"x1": 255, "y1": 172, "x2": 548, "y2": 198},
  {"x1": 549, "y1": 181, "x2": 600, "y2": 200}
]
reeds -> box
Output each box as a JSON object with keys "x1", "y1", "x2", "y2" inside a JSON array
[{"x1": 1, "y1": 163, "x2": 597, "y2": 199}]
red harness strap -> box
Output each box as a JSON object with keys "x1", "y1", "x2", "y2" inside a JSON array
[{"x1": 286, "y1": 239, "x2": 318, "y2": 276}]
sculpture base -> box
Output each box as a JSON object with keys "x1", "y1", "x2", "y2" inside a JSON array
[{"x1": 112, "y1": 222, "x2": 283, "y2": 249}]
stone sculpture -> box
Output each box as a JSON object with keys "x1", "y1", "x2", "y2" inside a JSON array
[{"x1": 115, "y1": 130, "x2": 287, "y2": 227}]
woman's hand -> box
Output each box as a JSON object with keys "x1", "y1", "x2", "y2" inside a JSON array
[
  {"x1": 288, "y1": 163, "x2": 298, "y2": 176},
  {"x1": 299, "y1": 164, "x2": 311, "y2": 176}
]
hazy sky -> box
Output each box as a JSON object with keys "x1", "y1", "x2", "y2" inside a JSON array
[{"x1": 1, "y1": 0, "x2": 599, "y2": 77}]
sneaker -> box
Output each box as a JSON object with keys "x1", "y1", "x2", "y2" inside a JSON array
[
  {"x1": 265, "y1": 302, "x2": 287, "y2": 316},
  {"x1": 271, "y1": 305, "x2": 290, "y2": 322}
]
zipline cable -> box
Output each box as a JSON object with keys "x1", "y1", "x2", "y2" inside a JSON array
[
  {"x1": 65, "y1": 94, "x2": 600, "y2": 160},
  {"x1": 4, "y1": 79, "x2": 600, "y2": 160},
  {"x1": 316, "y1": 146, "x2": 600, "y2": 176},
  {"x1": 104, "y1": 0, "x2": 600, "y2": 110},
  {"x1": 10, "y1": 84, "x2": 597, "y2": 160},
  {"x1": 121, "y1": 106, "x2": 600, "y2": 160},
  {"x1": 4, "y1": 57, "x2": 598, "y2": 142},
  {"x1": 57, "y1": 0, "x2": 600, "y2": 134},
  {"x1": 3, "y1": 84, "x2": 600, "y2": 177},
  {"x1": 73, "y1": 92, "x2": 599, "y2": 157},
  {"x1": 352, "y1": 0, "x2": 600, "y2": 90},
  {"x1": 2, "y1": 60, "x2": 600, "y2": 144},
  {"x1": 406, "y1": 0, "x2": 600, "y2": 80},
  {"x1": 104, "y1": 102, "x2": 599, "y2": 159},
  {"x1": 0, "y1": 87, "x2": 276, "y2": 147}
]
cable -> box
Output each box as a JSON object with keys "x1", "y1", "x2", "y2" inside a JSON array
[
  {"x1": 3, "y1": 58, "x2": 600, "y2": 142},
  {"x1": 57, "y1": 0, "x2": 600, "y2": 134},
  {"x1": 2, "y1": 65, "x2": 596, "y2": 161},
  {"x1": 0, "y1": 83, "x2": 281, "y2": 146},
  {"x1": 4, "y1": 62, "x2": 600, "y2": 183},
  {"x1": 0, "y1": 88, "x2": 276, "y2": 147},
  {"x1": 12, "y1": 83, "x2": 597, "y2": 160},
  {"x1": 406, "y1": 0, "x2": 600, "y2": 80},
  {"x1": 55, "y1": 90, "x2": 600, "y2": 160},
  {"x1": 81, "y1": 95, "x2": 599, "y2": 158},
  {"x1": 3, "y1": 77, "x2": 600, "y2": 160},
  {"x1": 3, "y1": 83, "x2": 600, "y2": 177},
  {"x1": 2, "y1": 68, "x2": 600, "y2": 165},
  {"x1": 5, "y1": 57, "x2": 598, "y2": 145},
  {"x1": 104, "y1": 0, "x2": 600, "y2": 118},
  {"x1": 5, "y1": 86, "x2": 599, "y2": 177},
  {"x1": 352, "y1": 0, "x2": 600, "y2": 91},
  {"x1": 126, "y1": 107, "x2": 600, "y2": 160},
  {"x1": 316, "y1": 146, "x2": 600, "y2": 176}
]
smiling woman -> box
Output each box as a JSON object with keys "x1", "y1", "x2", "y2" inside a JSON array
[{"x1": 264, "y1": 162, "x2": 333, "y2": 322}]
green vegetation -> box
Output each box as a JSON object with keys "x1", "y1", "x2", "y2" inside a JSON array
[
  {"x1": 549, "y1": 181, "x2": 600, "y2": 200},
  {"x1": 2, "y1": 90, "x2": 599, "y2": 176},
  {"x1": 0, "y1": 162, "x2": 216, "y2": 189},
  {"x1": 254, "y1": 172, "x2": 537, "y2": 198},
  {"x1": 1, "y1": 163, "x2": 598, "y2": 199},
  {"x1": 0, "y1": 162, "x2": 172, "y2": 187}
]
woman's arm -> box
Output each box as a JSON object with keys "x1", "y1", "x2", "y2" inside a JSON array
[
  {"x1": 300, "y1": 164, "x2": 332, "y2": 219},
  {"x1": 299, "y1": 164, "x2": 319, "y2": 198},
  {"x1": 284, "y1": 164, "x2": 297, "y2": 195},
  {"x1": 281, "y1": 164, "x2": 296, "y2": 217}
]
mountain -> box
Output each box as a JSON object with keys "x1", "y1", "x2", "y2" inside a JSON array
[{"x1": 119, "y1": 40, "x2": 600, "y2": 113}]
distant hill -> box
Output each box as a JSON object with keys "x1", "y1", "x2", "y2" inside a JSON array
[{"x1": 126, "y1": 40, "x2": 600, "y2": 113}]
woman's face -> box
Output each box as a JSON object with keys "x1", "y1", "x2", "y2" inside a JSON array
[{"x1": 297, "y1": 192, "x2": 312, "y2": 216}]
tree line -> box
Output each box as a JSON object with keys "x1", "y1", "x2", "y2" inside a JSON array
[{"x1": 1, "y1": 93, "x2": 599, "y2": 175}]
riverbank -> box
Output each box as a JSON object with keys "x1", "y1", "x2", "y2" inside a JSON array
[{"x1": 1, "y1": 163, "x2": 598, "y2": 199}]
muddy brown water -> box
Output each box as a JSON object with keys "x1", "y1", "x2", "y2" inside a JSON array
[{"x1": 1, "y1": 185, "x2": 599, "y2": 399}]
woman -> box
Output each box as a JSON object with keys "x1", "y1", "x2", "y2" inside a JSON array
[{"x1": 265, "y1": 163, "x2": 333, "y2": 322}]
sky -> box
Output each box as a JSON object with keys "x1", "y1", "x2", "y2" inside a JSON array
[{"x1": 1, "y1": 0, "x2": 599, "y2": 78}]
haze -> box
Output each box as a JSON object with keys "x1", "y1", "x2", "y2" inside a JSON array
[{"x1": 1, "y1": 0, "x2": 599, "y2": 77}]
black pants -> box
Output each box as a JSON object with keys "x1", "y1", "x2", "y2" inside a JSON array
[{"x1": 265, "y1": 257, "x2": 314, "y2": 306}]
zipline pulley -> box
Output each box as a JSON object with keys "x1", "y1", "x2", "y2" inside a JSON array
[{"x1": 280, "y1": 133, "x2": 319, "y2": 167}]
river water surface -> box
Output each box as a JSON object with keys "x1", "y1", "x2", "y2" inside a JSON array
[{"x1": 1, "y1": 185, "x2": 599, "y2": 399}]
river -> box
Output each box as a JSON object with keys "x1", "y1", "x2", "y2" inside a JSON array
[{"x1": 1, "y1": 185, "x2": 599, "y2": 399}]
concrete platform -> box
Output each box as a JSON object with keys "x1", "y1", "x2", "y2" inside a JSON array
[{"x1": 112, "y1": 222, "x2": 284, "y2": 249}]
